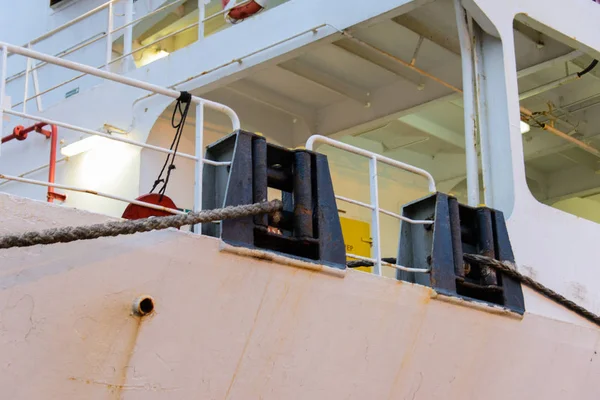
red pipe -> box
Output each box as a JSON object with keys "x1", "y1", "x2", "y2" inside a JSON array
[
  {"x1": 45, "y1": 125, "x2": 65, "y2": 203},
  {"x1": 1, "y1": 123, "x2": 66, "y2": 203},
  {"x1": 1, "y1": 126, "x2": 28, "y2": 143}
]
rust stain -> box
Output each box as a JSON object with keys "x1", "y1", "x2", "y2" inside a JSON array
[
  {"x1": 112, "y1": 315, "x2": 143, "y2": 399},
  {"x1": 68, "y1": 376, "x2": 123, "y2": 393},
  {"x1": 68, "y1": 304, "x2": 148, "y2": 399}
]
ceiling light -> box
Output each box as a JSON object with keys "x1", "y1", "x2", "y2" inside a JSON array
[
  {"x1": 520, "y1": 120, "x2": 531, "y2": 134},
  {"x1": 143, "y1": 49, "x2": 169, "y2": 65}
]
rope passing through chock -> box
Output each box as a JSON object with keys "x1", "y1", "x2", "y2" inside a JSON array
[
  {"x1": 0, "y1": 200, "x2": 282, "y2": 249},
  {"x1": 463, "y1": 253, "x2": 600, "y2": 327},
  {"x1": 348, "y1": 254, "x2": 600, "y2": 328}
]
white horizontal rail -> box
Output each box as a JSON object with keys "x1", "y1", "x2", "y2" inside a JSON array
[
  {"x1": 307, "y1": 134, "x2": 436, "y2": 276},
  {"x1": 0, "y1": 157, "x2": 67, "y2": 187},
  {"x1": 203, "y1": 0, "x2": 252, "y2": 22},
  {"x1": 7, "y1": 33, "x2": 108, "y2": 83},
  {"x1": 0, "y1": 174, "x2": 187, "y2": 215},
  {"x1": 29, "y1": 0, "x2": 117, "y2": 47},
  {"x1": 111, "y1": 22, "x2": 199, "y2": 65},
  {"x1": 346, "y1": 253, "x2": 430, "y2": 273},
  {"x1": 110, "y1": 0, "x2": 187, "y2": 35},
  {"x1": 3, "y1": 109, "x2": 197, "y2": 161},
  {"x1": 306, "y1": 135, "x2": 436, "y2": 192},
  {"x1": 3, "y1": 109, "x2": 232, "y2": 168},
  {"x1": 335, "y1": 195, "x2": 433, "y2": 225},
  {"x1": 1, "y1": 42, "x2": 241, "y2": 131}
]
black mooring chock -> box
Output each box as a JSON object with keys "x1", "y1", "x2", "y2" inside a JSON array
[
  {"x1": 202, "y1": 130, "x2": 347, "y2": 270},
  {"x1": 396, "y1": 193, "x2": 525, "y2": 314}
]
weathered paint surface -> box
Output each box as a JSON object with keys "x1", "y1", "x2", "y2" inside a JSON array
[{"x1": 0, "y1": 193, "x2": 599, "y2": 399}]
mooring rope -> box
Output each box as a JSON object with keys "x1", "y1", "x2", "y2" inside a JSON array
[
  {"x1": 1, "y1": 200, "x2": 597, "y2": 327},
  {"x1": 463, "y1": 254, "x2": 600, "y2": 327},
  {"x1": 349, "y1": 254, "x2": 600, "y2": 327},
  {"x1": 0, "y1": 200, "x2": 282, "y2": 249}
]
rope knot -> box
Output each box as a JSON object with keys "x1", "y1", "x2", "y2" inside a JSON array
[{"x1": 177, "y1": 91, "x2": 192, "y2": 103}]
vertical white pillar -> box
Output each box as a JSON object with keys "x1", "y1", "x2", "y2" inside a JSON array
[
  {"x1": 0, "y1": 45, "x2": 8, "y2": 157},
  {"x1": 370, "y1": 156, "x2": 382, "y2": 276},
  {"x1": 194, "y1": 102, "x2": 205, "y2": 233},
  {"x1": 105, "y1": 2, "x2": 114, "y2": 70},
  {"x1": 123, "y1": 0, "x2": 134, "y2": 72},
  {"x1": 454, "y1": 0, "x2": 480, "y2": 206}
]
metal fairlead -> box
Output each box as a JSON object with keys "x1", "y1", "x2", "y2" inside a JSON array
[
  {"x1": 202, "y1": 130, "x2": 347, "y2": 270},
  {"x1": 397, "y1": 193, "x2": 525, "y2": 314}
]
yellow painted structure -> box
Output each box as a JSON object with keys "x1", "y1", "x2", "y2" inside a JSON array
[{"x1": 339, "y1": 216, "x2": 372, "y2": 273}]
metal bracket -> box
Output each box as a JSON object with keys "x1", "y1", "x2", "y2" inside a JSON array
[
  {"x1": 397, "y1": 193, "x2": 525, "y2": 314},
  {"x1": 202, "y1": 130, "x2": 347, "y2": 270}
]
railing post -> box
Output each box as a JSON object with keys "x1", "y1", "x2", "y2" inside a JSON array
[
  {"x1": 23, "y1": 44, "x2": 32, "y2": 114},
  {"x1": 105, "y1": 2, "x2": 114, "y2": 70},
  {"x1": 32, "y1": 63, "x2": 43, "y2": 112},
  {"x1": 0, "y1": 45, "x2": 7, "y2": 156},
  {"x1": 123, "y1": 0, "x2": 134, "y2": 72},
  {"x1": 193, "y1": 101, "x2": 205, "y2": 233},
  {"x1": 369, "y1": 156, "x2": 382, "y2": 276},
  {"x1": 198, "y1": 0, "x2": 206, "y2": 41}
]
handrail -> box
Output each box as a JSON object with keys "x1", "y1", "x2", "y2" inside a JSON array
[
  {"x1": 7, "y1": 33, "x2": 108, "y2": 83},
  {"x1": 0, "y1": 174, "x2": 187, "y2": 215},
  {"x1": 306, "y1": 135, "x2": 436, "y2": 276},
  {"x1": 306, "y1": 135, "x2": 436, "y2": 192},
  {"x1": 1, "y1": 42, "x2": 241, "y2": 130},
  {"x1": 0, "y1": 42, "x2": 238, "y2": 228},
  {"x1": 4, "y1": 109, "x2": 198, "y2": 161},
  {"x1": 6, "y1": 0, "x2": 259, "y2": 105},
  {"x1": 110, "y1": 0, "x2": 186, "y2": 35}
]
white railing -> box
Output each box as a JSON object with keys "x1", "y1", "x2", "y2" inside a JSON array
[
  {"x1": 0, "y1": 42, "x2": 240, "y2": 231},
  {"x1": 306, "y1": 135, "x2": 435, "y2": 276},
  {"x1": 7, "y1": 0, "x2": 264, "y2": 111}
]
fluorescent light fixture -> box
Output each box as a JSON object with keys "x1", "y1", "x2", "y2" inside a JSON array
[
  {"x1": 60, "y1": 136, "x2": 105, "y2": 157},
  {"x1": 520, "y1": 120, "x2": 531, "y2": 134},
  {"x1": 143, "y1": 49, "x2": 169, "y2": 65}
]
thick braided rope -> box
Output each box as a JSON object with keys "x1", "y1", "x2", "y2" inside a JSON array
[
  {"x1": 0, "y1": 200, "x2": 282, "y2": 250},
  {"x1": 463, "y1": 253, "x2": 600, "y2": 327},
  {"x1": 348, "y1": 254, "x2": 600, "y2": 327}
]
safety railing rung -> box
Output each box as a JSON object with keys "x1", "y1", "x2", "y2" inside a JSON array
[{"x1": 306, "y1": 134, "x2": 437, "y2": 276}]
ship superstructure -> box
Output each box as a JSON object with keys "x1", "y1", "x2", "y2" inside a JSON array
[{"x1": 1, "y1": 0, "x2": 600, "y2": 398}]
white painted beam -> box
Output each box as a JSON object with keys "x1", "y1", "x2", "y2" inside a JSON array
[
  {"x1": 225, "y1": 80, "x2": 317, "y2": 131},
  {"x1": 398, "y1": 114, "x2": 465, "y2": 149},
  {"x1": 392, "y1": 14, "x2": 461, "y2": 56},
  {"x1": 278, "y1": 59, "x2": 371, "y2": 106},
  {"x1": 544, "y1": 166, "x2": 600, "y2": 203},
  {"x1": 333, "y1": 39, "x2": 422, "y2": 86},
  {"x1": 513, "y1": 20, "x2": 545, "y2": 48}
]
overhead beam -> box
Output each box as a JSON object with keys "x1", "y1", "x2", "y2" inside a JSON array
[
  {"x1": 524, "y1": 131, "x2": 600, "y2": 161},
  {"x1": 333, "y1": 39, "x2": 422, "y2": 86},
  {"x1": 398, "y1": 114, "x2": 465, "y2": 149},
  {"x1": 392, "y1": 14, "x2": 461, "y2": 56},
  {"x1": 544, "y1": 167, "x2": 600, "y2": 204},
  {"x1": 571, "y1": 59, "x2": 600, "y2": 81},
  {"x1": 517, "y1": 51, "x2": 583, "y2": 78},
  {"x1": 558, "y1": 149, "x2": 600, "y2": 172},
  {"x1": 225, "y1": 80, "x2": 317, "y2": 131},
  {"x1": 278, "y1": 59, "x2": 371, "y2": 106},
  {"x1": 513, "y1": 20, "x2": 545, "y2": 48}
]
